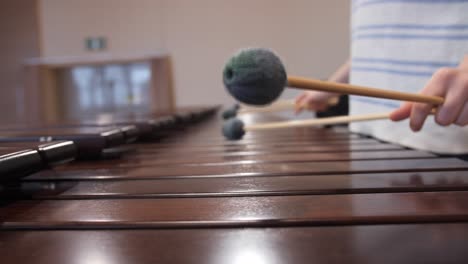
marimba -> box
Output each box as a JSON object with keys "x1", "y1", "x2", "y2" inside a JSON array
[{"x1": 1, "y1": 108, "x2": 468, "y2": 263}]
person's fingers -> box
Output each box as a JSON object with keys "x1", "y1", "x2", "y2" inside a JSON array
[
  {"x1": 295, "y1": 93, "x2": 324, "y2": 113},
  {"x1": 313, "y1": 101, "x2": 329, "y2": 112},
  {"x1": 294, "y1": 104, "x2": 304, "y2": 114},
  {"x1": 302, "y1": 100, "x2": 323, "y2": 112},
  {"x1": 295, "y1": 93, "x2": 307, "y2": 104},
  {"x1": 295, "y1": 96, "x2": 318, "y2": 114},
  {"x1": 450, "y1": 55, "x2": 468, "y2": 126},
  {"x1": 455, "y1": 102, "x2": 468, "y2": 126},
  {"x1": 410, "y1": 68, "x2": 455, "y2": 131},
  {"x1": 435, "y1": 72, "x2": 468, "y2": 126},
  {"x1": 295, "y1": 94, "x2": 306, "y2": 108},
  {"x1": 458, "y1": 55, "x2": 468, "y2": 70},
  {"x1": 327, "y1": 96, "x2": 340, "y2": 107},
  {"x1": 389, "y1": 102, "x2": 412, "y2": 121},
  {"x1": 294, "y1": 93, "x2": 308, "y2": 114},
  {"x1": 295, "y1": 92, "x2": 339, "y2": 114},
  {"x1": 410, "y1": 103, "x2": 434, "y2": 131}
]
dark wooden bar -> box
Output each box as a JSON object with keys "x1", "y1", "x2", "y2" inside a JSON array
[
  {"x1": 2, "y1": 191, "x2": 468, "y2": 229},
  {"x1": 35, "y1": 158, "x2": 467, "y2": 180},
  {"x1": 2, "y1": 171, "x2": 467, "y2": 199},
  {"x1": 2, "y1": 224, "x2": 467, "y2": 264},
  {"x1": 41, "y1": 149, "x2": 433, "y2": 167},
  {"x1": 0, "y1": 108, "x2": 467, "y2": 263}
]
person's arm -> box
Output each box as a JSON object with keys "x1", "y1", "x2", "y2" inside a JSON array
[
  {"x1": 328, "y1": 58, "x2": 351, "y2": 83},
  {"x1": 390, "y1": 55, "x2": 468, "y2": 130},
  {"x1": 295, "y1": 59, "x2": 350, "y2": 113}
]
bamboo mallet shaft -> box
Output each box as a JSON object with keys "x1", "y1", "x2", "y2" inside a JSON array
[
  {"x1": 246, "y1": 108, "x2": 436, "y2": 131},
  {"x1": 287, "y1": 76, "x2": 444, "y2": 105},
  {"x1": 245, "y1": 112, "x2": 391, "y2": 131}
]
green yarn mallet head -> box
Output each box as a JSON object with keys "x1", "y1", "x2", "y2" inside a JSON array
[
  {"x1": 223, "y1": 48, "x2": 287, "y2": 106},
  {"x1": 221, "y1": 104, "x2": 240, "y2": 119},
  {"x1": 222, "y1": 118, "x2": 245, "y2": 140}
]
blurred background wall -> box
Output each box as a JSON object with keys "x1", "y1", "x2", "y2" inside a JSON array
[
  {"x1": 39, "y1": 0, "x2": 166, "y2": 57},
  {"x1": 0, "y1": 0, "x2": 350, "y2": 123},
  {"x1": 0, "y1": 0, "x2": 41, "y2": 123},
  {"x1": 39, "y1": 0, "x2": 350, "y2": 106}
]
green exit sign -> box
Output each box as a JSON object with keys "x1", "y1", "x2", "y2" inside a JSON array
[{"x1": 85, "y1": 37, "x2": 107, "y2": 51}]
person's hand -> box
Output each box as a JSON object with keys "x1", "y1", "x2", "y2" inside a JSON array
[
  {"x1": 390, "y1": 55, "x2": 468, "y2": 131},
  {"x1": 295, "y1": 91, "x2": 339, "y2": 114}
]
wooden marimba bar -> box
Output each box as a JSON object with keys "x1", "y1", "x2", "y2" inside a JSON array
[{"x1": 1, "y1": 108, "x2": 468, "y2": 263}]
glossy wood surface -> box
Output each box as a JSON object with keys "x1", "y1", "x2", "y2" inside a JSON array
[
  {"x1": 134, "y1": 142, "x2": 404, "y2": 156},
  {"x1": 36, "y1": 158, "x2": 467, "y2": 180},
  {"x1": 2, "y1": 191, "x2": 468, "y2": 229},
  {"x1": 2, "y1": 171, "x2": 467, "y2": 199},
  {"x1": 1, "y1": 224, "x2": 468, "y2": 264},
  {"x1": 1, "y1": 111, "x2": 467, "y2": 263},
  {"x1": 46, "y1": 149, "x2": 434, "y2": 167}
]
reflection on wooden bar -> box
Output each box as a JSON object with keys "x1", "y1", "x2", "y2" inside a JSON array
[{"x1": 0, "y1": 108, "x2": 468, "y2": 263}]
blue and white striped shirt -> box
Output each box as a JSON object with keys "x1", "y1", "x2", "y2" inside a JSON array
[{"x1": 350, "y1": 0, "x2": 468, "y2": 154}]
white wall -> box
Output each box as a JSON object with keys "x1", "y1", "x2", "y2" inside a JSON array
[
  {"x1": 39, "y1": 0, "x2": 165, "y2": 57},
  {"x1": 39, "y1": 0, "x2": 350, "y2": 107}
]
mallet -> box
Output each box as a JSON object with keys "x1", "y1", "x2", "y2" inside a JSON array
[
  {"x1": 221, "y1": 104, "x2": 240, "y2": 119},
  {"x1": 223, "y1": 112, "x2": 393, "y2": 140},
  {"x1": 223, "y1": 48, "x2": 444, "y2": 106}
]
